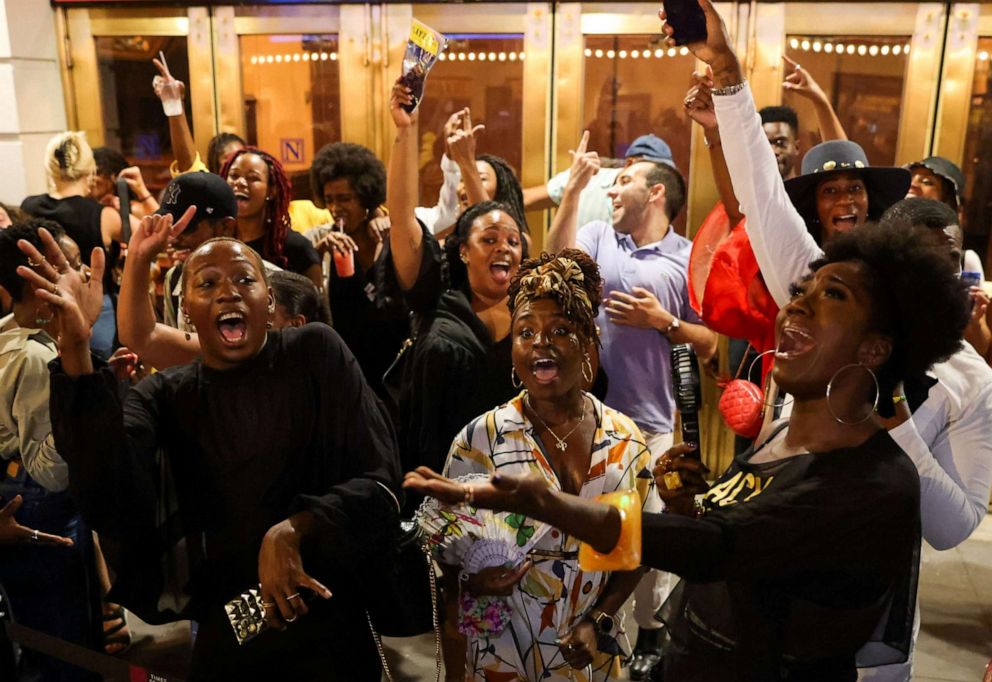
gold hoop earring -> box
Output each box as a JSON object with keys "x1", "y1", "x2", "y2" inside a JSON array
[
  {"x1": 582, "y1": 353, "x2": 593, "y2": 384},
  {"x1": 511, "y1": 367, "x2": 522, "y2": 389},
  {"x1": 825, "y1": 363, "x2": 879, "y2": 426}
]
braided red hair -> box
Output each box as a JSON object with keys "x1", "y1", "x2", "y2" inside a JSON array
[{"x1": 221, "y1": 146, "x2": 291, "y2": 269}]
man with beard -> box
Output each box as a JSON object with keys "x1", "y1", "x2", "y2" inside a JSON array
[{"x1": 547, "y1": 133, "x2": 717, "y2": 680}]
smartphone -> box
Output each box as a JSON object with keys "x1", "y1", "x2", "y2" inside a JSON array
[{"x1": 663, "y1": 0, "x2": 708, "y2": 46}]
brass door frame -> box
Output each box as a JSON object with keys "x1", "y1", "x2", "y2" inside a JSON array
[
  {"x1": 932, "y1": 3, "x2": 981, "y2": 165},
  {"x1": 58, "y1": 7, "x2": 215, "y2": 157}
]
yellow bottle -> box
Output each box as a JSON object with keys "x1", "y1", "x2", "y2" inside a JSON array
[{"x1": 578, "y1": 489, "x2": 642, "y2": 571}]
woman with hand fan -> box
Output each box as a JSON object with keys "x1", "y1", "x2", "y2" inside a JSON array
[
  {"x1": 416, "y1": 249, "x2": 661, "y2": 681},
  {"x1": 408, "y1": 221, "x2": 970, "y2": 681}
]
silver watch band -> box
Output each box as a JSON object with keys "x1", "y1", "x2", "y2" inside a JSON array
[{"x1": 712, "y1": 80, "x2": 747, "y2": 97}]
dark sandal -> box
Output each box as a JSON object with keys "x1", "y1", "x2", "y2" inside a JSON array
[{"x1": 102, "y1": 604, "x2": 132, "y2": 656}]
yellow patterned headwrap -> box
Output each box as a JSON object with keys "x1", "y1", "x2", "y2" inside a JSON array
[{"x1": 510, "y1": 255, "x2": 598, "y2": 343}]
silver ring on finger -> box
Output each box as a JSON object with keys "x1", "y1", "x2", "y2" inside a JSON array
[
  {"x1": 30, "y1": 529, "x2": 39, "y2": 543},
  {"x1": 285, "y1": 614, "x2": 298, "y2": 623},
  {"x1": 286, "y1": 593, "x2": 301, "y2": 601}
]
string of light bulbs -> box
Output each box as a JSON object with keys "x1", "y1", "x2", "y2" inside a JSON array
[{"x1": 788, "y1": 37, "x2": 911, "y2": 57}]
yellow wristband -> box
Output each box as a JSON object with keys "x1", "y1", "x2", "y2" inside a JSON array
[{"x1": 892, "y1": 395, "x2": 907, "y2": 405}]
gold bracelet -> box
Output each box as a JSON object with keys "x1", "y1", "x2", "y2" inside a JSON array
[{"x1": 892, "y1": 395, "x2": 907, "y2": 405}]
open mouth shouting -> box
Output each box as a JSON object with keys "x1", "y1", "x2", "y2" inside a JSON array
[
  {"x1": 775, "y1": 325, "x2": 816, "y2": 360},
  {"x1": 490, "y1": 258, "x2": 513, "y2": 285},
  {"x1": 831, "y1": 213, "x2": 859, "y2": 232},
  {"x1": 217, "y1": 310, "x2": 249, "y2": 346},
  {"x1": 531, "y1": 357, "x2": 560, "y2": 384}
]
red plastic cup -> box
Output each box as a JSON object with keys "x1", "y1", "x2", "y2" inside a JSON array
[{"x1": 333, "y1": 249, "x2": 355, "y2": 278}]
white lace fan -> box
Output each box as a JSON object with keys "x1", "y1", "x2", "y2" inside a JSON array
[{"x1": 414, "y1": 473, "x2": 544, "y2": 574}]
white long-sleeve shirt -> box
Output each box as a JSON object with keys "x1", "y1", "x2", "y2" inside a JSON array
[
  {"x1": 713, "y1": 82, "x2": 992, "y2": 551},
  {"x1": 414, "y1": 154, "x2": 463, "y2": 235}
]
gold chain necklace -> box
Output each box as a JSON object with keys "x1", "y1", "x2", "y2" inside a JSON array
[{"x1": 525, "y1": 395, "x2": 587, "y2": 452}]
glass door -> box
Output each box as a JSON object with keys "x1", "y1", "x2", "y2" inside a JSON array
[
  {"x1": 554, "y1": 2, "x2": 736, "y2": 236},
  {"x1": 211, "y1": 4, "x2": 370, "y2": 189},
  {"x1": 60, "y1": 7, "x2": 213, "y2": 194},
  {"x1": 402, "y1": 3, "x2": 553, "y2": 246}
]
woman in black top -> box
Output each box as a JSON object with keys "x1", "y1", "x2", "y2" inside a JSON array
[
  {"x1": 309, "y1": 142, "x2": 409, "y2": 397},
  {"x1": 19, "y1": 233, "x2": 400, "y2": 680},
  {"x1": 386, "y1": 81, "x2": 527, "y2": 493},
  {"x1": 405, "y1": 220, "x2": 970, "y2": 681},
  {"x1": 221, "y1": 147, "x2": 322, "y2": 289},
  {"x1": 21, "y1": 132, "x2": 138, "y2": 359}
]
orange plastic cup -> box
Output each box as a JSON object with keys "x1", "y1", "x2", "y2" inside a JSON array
[
  {"x1": 578, "y1": 489, "x2": 642, "y2": 572},
  {"x1": 333, "y1": 249, "x2": 356, "y2": 278}
]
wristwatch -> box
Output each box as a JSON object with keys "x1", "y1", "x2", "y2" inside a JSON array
[
  {"x1": 661, "y1": 317, "x2": 681, "y2": 337},
  {"x1": 586, "y1": 609, "x2": 616, "y2": 636}
]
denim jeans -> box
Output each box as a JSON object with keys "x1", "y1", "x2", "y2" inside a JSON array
[{"x1": 0, "y1": 471, "x2": 101, "y2": 681}]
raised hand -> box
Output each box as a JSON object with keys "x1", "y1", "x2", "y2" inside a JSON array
[
  {"x1": 151, "y1": 57, "x2": 186, "y2": 103},
  {"x1": 16, "y1": 228, "x2": 105, "y2": 351},
  {"x1": 0, "y1": 496, "x2": 74, "y2": 547},
  {"x1": 782, "y1": 55, "x2": 828, "y2": 103},
  {"x1": 660, "y1": 0, "x2": 740, "y2": 84},
  {"x1": 390, "y1": 78, "x2": 418, "y2": 128},
  {"x1": 447, "y1": 109, "x2": 485, "y2": 168},
  {"x1": 129, "y1": 207, "x2": 197, "y2": 263},
  {"x1": 565, "y1": 131, "x2": 601, "y2": 194},
  {"x1": 684, "y1": 66, "x2": 718, "y2": 131}
]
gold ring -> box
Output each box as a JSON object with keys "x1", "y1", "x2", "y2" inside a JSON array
[
  {"x1": 462, "y1": 484, "x2": 474, "y2": 506},
  {"x1": 51, "y1": 284, "x2": 60, "y2": 296},
  {"x1": 663, "y1": 471, "x2": 683, "y2": 491},
  {"x1": 27, "y1": 257, "x2": 45, "y2": 268},
  {"x1": 261, "y1": 601, "x2": 276, "y2": 609}
]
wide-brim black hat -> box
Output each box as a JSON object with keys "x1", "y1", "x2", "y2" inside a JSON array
[{"x1": 784, "y1": 140, "x2": 911, "y2": 233}]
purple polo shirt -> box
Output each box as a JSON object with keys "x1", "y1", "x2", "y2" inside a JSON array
[{"x1": 578, "y1": 221, "x2": 700, "y2": 434}]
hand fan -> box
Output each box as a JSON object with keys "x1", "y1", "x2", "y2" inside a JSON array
[{"x1": 414, "y1": 473, "x2": 543, "y2": 574}]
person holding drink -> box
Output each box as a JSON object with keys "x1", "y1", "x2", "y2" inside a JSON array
[
  {"x1": 428, "y1": 249, "x2": 660, "y2": 681},
  {"x1": 406, "y1": 214, "x2": 971, "y2": 679}
]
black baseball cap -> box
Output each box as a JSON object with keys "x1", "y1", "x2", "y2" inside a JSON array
[{"x1": 155, "y1": 172, "x2": 238, "y2": 230}]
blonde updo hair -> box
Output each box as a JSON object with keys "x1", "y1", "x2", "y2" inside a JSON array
[{"x1": 44, "y1": 132, "x2": 96, "y2": 188}]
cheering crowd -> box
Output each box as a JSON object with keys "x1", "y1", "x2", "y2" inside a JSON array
[{"x1": 3, "y1": 1, "x2": 992, "y2": 681}]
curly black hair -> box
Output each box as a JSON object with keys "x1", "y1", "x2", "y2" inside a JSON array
[
  {"x1": 476, "y1": 154, "x2": 529, "y2": 235},
  {"x1": 443, "y1": 200, "x2": 530, "y2": 294},
  {"x1": 811, "y1": 221, "x2": 968, "y2": 412},
  {"x1": 310, "y1": 142, "x2": 386, "y2": 211},
  {"x1": 507, "y1": 248, "x2": 603, "y2": 346},
  {"x1": 270, "y1": 270, "x2": 331, "y2": 326},
  {"x1": 0, "y1": 219, "x2": 67, "y2": 302},
  {"x1": 93, "y1": 146, "x2": 129, "y2": 178},
  {"x1": 207, "y1": 133, "x2": 246, "y2": 175}
]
